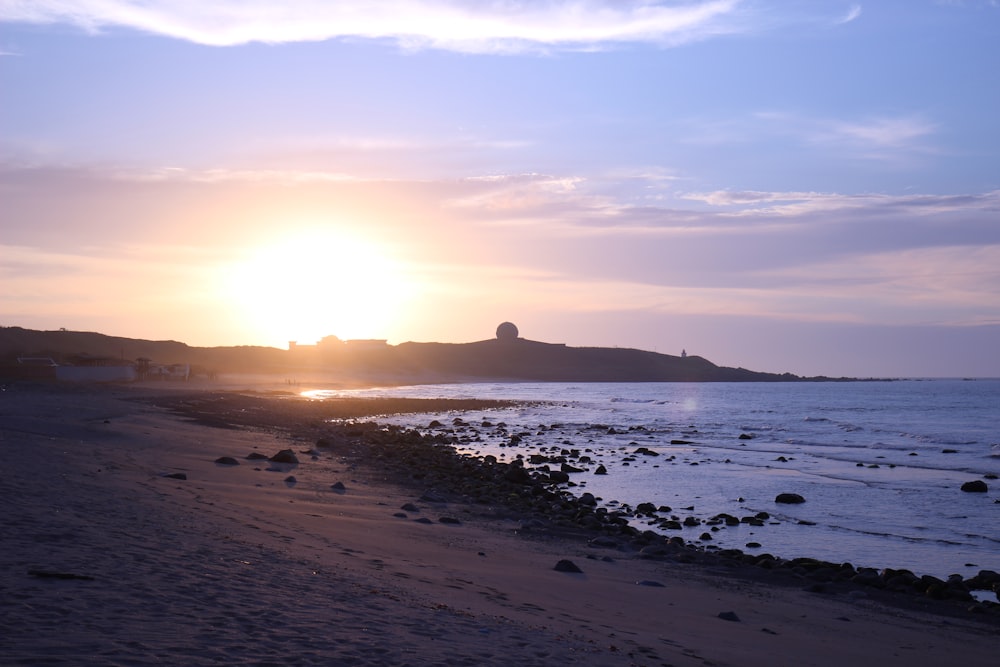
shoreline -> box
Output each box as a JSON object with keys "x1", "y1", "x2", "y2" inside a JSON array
[
  {"x1": 145, "y1": 387, "x2": 1000, "y2": 613},
  {"x1": 2, "y1": 382, "x2": 997, "y2": 665}
]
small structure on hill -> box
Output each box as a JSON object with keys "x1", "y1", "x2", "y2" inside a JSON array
[{"x1": 496, "y1": 322, "x2": 519, "y2": 342}]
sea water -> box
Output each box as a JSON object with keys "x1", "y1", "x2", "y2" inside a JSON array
[{"x1": 308, "y1": 380, "x2": 1000, "y2": 579}]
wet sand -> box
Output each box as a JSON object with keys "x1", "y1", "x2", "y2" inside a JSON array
[{"x1": 1, "y1": 381, "x2": 997, "y2": 666}]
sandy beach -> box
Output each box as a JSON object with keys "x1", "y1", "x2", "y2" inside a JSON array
[{"x1": 1, "y1": 381, "x2": 997, "y2": 666}]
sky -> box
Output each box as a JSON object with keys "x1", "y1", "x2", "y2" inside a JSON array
[{"x1": 2, "y1": 1, "x2": 999, "y2": 378}]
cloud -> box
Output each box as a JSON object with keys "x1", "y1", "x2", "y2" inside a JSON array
[
  {"x1": 0, "y1": 0, "x2": 745, "y2": 52},
  {"x1": 681, "y1": 188, "x2": 1000, "y2": 217},
  {"x1": 829, "y1": 116, "x2": 936, "y2": 149},
  {"x1": 835, "y1": 4, "x2": 862, "y2": 25},
  {"x1": 755, "y1": 244, "x2": 1000, "y2": 326}
]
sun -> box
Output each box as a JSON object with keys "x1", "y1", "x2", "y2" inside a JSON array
[{"x1": 221, "y1": 227, "x2": 412, "y2": 346}]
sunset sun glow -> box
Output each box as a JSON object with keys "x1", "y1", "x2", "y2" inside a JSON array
[{"x1": 222, "y1": 228, "x2": 412, "y2": 346}]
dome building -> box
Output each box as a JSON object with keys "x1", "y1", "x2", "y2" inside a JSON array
[{"x1": 495, "y1": 321, "x2": 519, "y2": 342}]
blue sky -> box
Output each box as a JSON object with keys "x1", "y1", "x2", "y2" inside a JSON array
[{"x1": 2, "y1": 1, "x2": 999, "y2": 377}]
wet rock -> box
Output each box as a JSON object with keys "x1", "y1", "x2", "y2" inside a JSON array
[
  {"x1": 960, "y1": 480, "x2": 988, "y2": 493},
  {"x1": 269, "y1": 449, "x2": 299, "y2": 464},
  {"x1": 547, "y1": 470, "x2": 570, "y2": 483},
  {"x1": 504, "y1": 465, "x2": 532, "y2": 484},
  {"x1": 554, "y1": 559, "x2": 583, "y2": 573},
  {"x1": 775, "y1": 492, "x2": 805, "y2": 504},
  {"x1": 852, "y1": 568, "x2": 884, "y2": 588},
  {"x1": 420, "y1": 489, "x2": 449, "y2": 503}
]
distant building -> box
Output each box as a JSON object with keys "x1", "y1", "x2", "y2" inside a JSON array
[{"x1": 681, "y1": 349, "x2": 687, "y2": 358}]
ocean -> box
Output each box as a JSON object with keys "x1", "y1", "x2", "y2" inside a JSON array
[{"x1": 307, "y1": 380, "x2": 1000, "y2": 580}]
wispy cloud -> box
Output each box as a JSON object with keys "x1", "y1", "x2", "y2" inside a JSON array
[
  {"x1": 835, "y1": 4, "x2": 862, "y2": 25},
  {"x1": 681, "y1": 189, "x2": 1000, "y2": 217},
  {"x1": 828, "y1": 116, "x2": 936, "y2": 149},
  {"x1": 0, "y1": 0, "x2": 746, "y2": 52}
]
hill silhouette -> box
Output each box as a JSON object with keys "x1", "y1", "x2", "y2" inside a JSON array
[{"x1": 0, "y1": 326, "x2": 815, "y2": 382}]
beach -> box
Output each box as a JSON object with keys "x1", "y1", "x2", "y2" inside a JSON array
[{"x1": 1, "y1": 381, "x2": 997, "y2": 666}]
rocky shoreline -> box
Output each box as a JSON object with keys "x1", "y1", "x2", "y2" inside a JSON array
[{"x1": 150, "y1": 390, "x2": 1000, "y2": 623}]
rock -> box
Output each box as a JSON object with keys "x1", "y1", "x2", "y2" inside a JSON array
[
  {"x1": 330, "y1": 481, "x2": 347, "y2": 493},
  {"x1": 438, "y1": 517, "x2": 461, "y2": 525},
  {"x1": 401, "y1": 502, "x2": 420, "y2": 512},
  {"x1": 420, "y1": 489, "x2": 449, "y2": 503},
  {"x1": 554, "y1": 559, "x2": 583, "y2": 573},
  {"x1": 269, "y1": 449, "x2": 299, "y2": 464},
  {"x1": 413, "y1": 517, "x2": 434, "y2": 524},
  {"x1": 961, "y1": 480, "x2": 988, "y2": 493},
  {"x1": 503, "y1": 465, "x2": 532, "y2": 484},
  {"x1": 594, "y1": 464, "x2": 608, "y2": 475},
  {"x1": 163, "y1": 472, "x2": 187, "y2": 480},
  {"x1": 246, "y1": 452, "x2": 269, "y2": 460},
  {"x1": 214, "y1": 456, "x2": 240, "y2": 466},
  {"x1": 284, "y1": 475, "x2": 297, "y2": 484},
  {"x1": 636, "y1": 580, "x2": 665, "y2": 587},
  {"x1": 671, "y1": 439, "x2": 694, "y2": 445},
  {"x1": 589, "y1": 536, "x2": 620, "y2": 548},
  {"x1": 775, "y1": 492, "x2": 805, "y2": 504},
  {"x1": 738, "y1": 433, "x2": 754, "y2": 440},
  {"x1": 717, "y1": 611, "x2": 741, "y2": 622}
]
